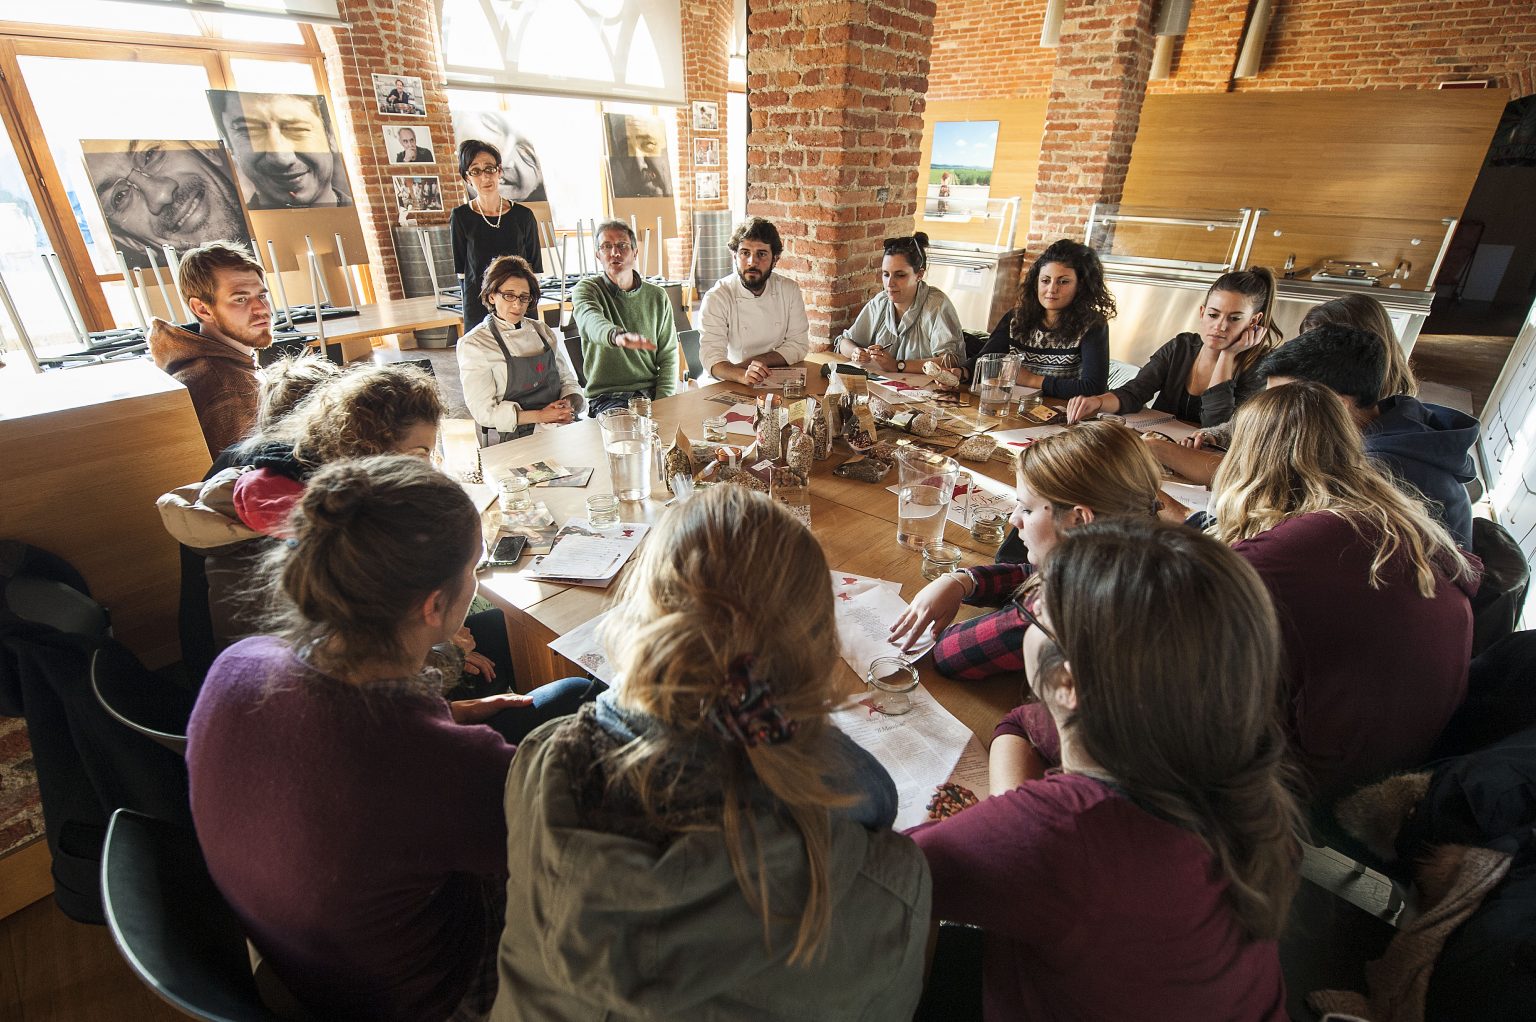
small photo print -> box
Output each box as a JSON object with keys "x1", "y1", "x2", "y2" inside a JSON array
[
  {"x1": 382, "y1": 125, "x2": 437, "y2": 165},
  {"x1": 695, "y1": 171, "x2": 720, "y2": 201},
  {"x1": 693, "y1": 137, "x2": 719, "y2": 167},
  {"x1": 392, "y1": 175, "x2": 443, "y2": 212},
  {"x1": 373, "y1": 73, "x2": 426, "y2": 116},
  {"x1": 691, "y1": 100, "x2": 719, "y2": 131}
]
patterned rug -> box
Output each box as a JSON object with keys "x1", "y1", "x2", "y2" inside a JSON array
[{"x1": 0, "y1": 716, "x2": 43, "y2": 857}]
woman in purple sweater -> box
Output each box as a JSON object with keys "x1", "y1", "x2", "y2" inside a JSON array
[
  {"x1": 187, "y1": 456, "x2": 595, "y2": 1021},
  {"x1": 912, "y1": 519, "x2": 1300, "y2": 1020},
  {"x1": 1210, "y1": 381, "x2": 1479, "y2": 799}
]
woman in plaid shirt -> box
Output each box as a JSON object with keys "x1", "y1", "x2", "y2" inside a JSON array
[{"x1": 890, "y1": 422, "x2": 1171, "y2": 681}]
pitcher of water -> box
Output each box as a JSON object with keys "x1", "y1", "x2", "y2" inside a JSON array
[
  {"x1": 972, "y1": 354, "x2": 1019, "y2": 417},
  {"x1": 598, "y1": 409, "x2": 652, "y2": 501},
  {"x1": 896, "y1": 448, "x2": 960, "y2": 551}
]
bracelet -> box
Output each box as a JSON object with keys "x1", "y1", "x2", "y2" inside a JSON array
[{"x1": 945, "y1": 569, "x2": 976, "y2": 600}]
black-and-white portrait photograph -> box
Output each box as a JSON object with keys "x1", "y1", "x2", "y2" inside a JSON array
[
  {"x1": 694, "y1": 137, "x2": 719, "y2": 167},
  {"x1": 604, "y1": 112, "x2": 673, "y2": 199},
  {"x1": 450, "y1": 108, "x2": 548, "y2": 202},
  {"x1": 393, "y1": 175, "x2": 444, "y2": 213},
  {"x1": 695, "y1": 171, "x2": 720, "y2": 201},
  {"x1": 372, "y1": 73, "x2": 426, "y2": 116},
  {"x1": 81, "y1": 138, "x2": 254, "y2": 271},
  {"x1": 692, "y1": 100, "x2": 719, "y2": 132},
  {"x1": 383, "y1": 125, "x2": 437, "y2": 165},
  {"x1": 207, "y1": 91, "x2": 354, "y2": 210}
]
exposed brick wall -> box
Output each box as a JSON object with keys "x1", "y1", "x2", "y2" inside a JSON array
[
  {"x1": 1025, "y1": 0, "x2": 1156, "y2": 250},
  {"x1": 928, "y1": 0, "x2": 1055, "y2": 101},
  {"x1": 747, "y1": 0, "x2": 935, "y2": 344},
  {"x1": 674, "y1": 0, "x2": 733, "y2": 279},
  {"x1": 317, "y1": 0, "x2": 458, "y2": 301}
]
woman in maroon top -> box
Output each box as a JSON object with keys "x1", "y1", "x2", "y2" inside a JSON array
[
  {"x1": 912, "y1": 519, "x2": 1300, "y2": 1020},
  {"x1": 1210, "y1": 381, "x2": 1479, "y2": 798}
]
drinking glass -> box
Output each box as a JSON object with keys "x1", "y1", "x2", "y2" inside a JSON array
[
  {"x1": 703, "y1": 415, "x2": 728, "y2": 442},
  {"x1": 585, "y1": 494, "x2": 620, "y2": 529},
  {"x1": 598, "y1": 410, "x2": 652, "y2": 501},
  {"x1": 920, "y1": 542, "x2": 962, "y2": 580},
  {"x1": 866, "y1": 657, "x2": 919, "y2": 715},
  {"x1": 895, "y1": 447, "x2": 960, "y2": 551},
  {"x1": 497, "y1": 474, "x2": 532, "y2": 514},
  {"x1": 973, "y1": 354, "x2": 1019, "y2": 417}
]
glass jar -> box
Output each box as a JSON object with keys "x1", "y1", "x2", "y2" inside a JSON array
[
  {"x1": 585, "y1": 494, "x2": 620, "y2": 529},
  {"x1": 866, "y1": 657, "x2": 920, "y2": 715},
  {"x1": 703, "y1": 415, "x2": 728, "y2": 443},
  {"x1": 920, "y1": 542, "x2": 962, "y2": 580},
  {"x1": 970, "y1": 511, "x2": 1007, "y2": 547}
]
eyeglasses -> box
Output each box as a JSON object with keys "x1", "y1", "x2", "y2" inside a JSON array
[
  {"x1": 598, "y1": 242, "x2": 634, "y2": 255},
  {"x1": 495, "y1": 290, "x2": 534, "y2": 305},
  {"x1": 882, "y1": 236, "x2": 926, "y2": 269},
  {"x1": 1018, "y1": 595, "x2": 1059, "y2": 646},
  {"x1": 466, "y1": 165, "x2": 502, "y2": 178}
]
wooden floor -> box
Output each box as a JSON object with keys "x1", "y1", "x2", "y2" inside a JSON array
[
  {"x1": 0, "y1": 897, "x2": 182, "y2": 1021},
  {"x1": 0, "y1": 321, "x2": 1524, "y2": 1022}
]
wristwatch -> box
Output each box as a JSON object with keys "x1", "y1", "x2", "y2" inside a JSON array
[{"x1": 896, "y1": 359, "x2": 907, "y2": 372}]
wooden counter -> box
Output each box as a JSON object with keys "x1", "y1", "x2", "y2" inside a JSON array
[{"x1": 0, "y1": 359, "x2": 211, "y2": 667}]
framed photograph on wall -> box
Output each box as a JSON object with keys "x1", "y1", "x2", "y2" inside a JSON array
[
  {"x1": 382, "y1": 125, "x2": 437, "y2": 165},
  {"x1": 81, "y1": 138, "x2": 254, "y2": 270},
  {"x1": 691, "y1": 101, "x2": 719, "y2": 132},
  {"x1": 372, "y1": 73, "x2": 426, "y2": 116},
  {"x1": 693, "y1": 137, "x2": 718, "y2": 167},
  {"x1": 695, "y1": 171, "x2": 720, "y2": 201},
  {"x1": 207, "y1": 91, "x2": 354, "y2": 210},
  {"x1": 393, "y1": 175, "x2": 444, "y2": 213}
]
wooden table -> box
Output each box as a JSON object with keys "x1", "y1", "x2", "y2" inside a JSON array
[
  {"x1": 306, "y1": 295, "x2": 463, "y2": 361},
  {"x1": 474, "y1": 372, "x2": 1028, "y2": 743}
]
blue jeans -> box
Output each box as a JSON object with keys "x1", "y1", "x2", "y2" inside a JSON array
[
  {"x1": 483, "y1": 677, "x2": 606, "y2": 744},
  {"x1": 587, "y1": 390, "x2": 650, "y2": 418}
]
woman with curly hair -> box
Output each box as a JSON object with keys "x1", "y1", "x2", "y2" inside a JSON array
[{"x1": 973, "y1": 238, "x2": 1116, "y2": 398}]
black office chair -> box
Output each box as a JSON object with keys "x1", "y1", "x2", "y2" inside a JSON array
[
  {"x1": 102, "y1": 809, "x2": 292, "y2": 1021},
  {"x1": 678, "y1": 328, "x2": 704, "y2": 382},
  {"x1": 91, "y1": 641, "x2": 195, "y2": 755},
  {"x1": 1468, "y1": 517, "x2": 1530, "y2": 657}
]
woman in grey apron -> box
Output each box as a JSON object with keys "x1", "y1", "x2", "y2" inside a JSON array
[{"x1": 456, "y1": 256, "x2": 584, "y2": 444}]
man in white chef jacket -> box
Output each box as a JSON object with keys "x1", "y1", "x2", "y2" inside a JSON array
[{"x1": 698, "y1": 217, "x2": 810, "y2": 386}]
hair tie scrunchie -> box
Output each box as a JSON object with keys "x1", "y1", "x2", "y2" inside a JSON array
[{"x1": 705, "y1": 655, "x2": 798, "y2": 748}]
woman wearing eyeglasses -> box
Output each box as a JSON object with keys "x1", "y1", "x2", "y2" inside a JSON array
[
  {"x1": 452, "y1": 139, "x2": 544, "y2": 334},
  {"x1": 458, "y1": 256, "x2": 584, "y2": 442},
  {"x1": 835, "y1": 233, "x2": 965, "y2": 377}
]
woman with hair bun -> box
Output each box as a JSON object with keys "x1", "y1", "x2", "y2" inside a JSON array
[
  {"x1": 912, "y1": 518, "x2": 1300, "y2": 1019},
  {"x1": 836, "y1": 233, "x2": 965, "y2": 374},
  {"x1": 974, "y1": 238, "x2": 1116, "y2": 398},
  {"x1": 187, "y1": 455, "x2": 598, "y2": 1022},
  {"x1": 488, "y1": 485, "x2": 930, "y2": 1021}
]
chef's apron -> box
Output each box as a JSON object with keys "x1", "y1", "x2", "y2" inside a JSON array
[{"x1": 489, "y1": 316, "x2": 562, "y2": 442}]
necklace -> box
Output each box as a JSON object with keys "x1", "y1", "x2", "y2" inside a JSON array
[{"x1": 471, "y1": 196, "x2": 507, "y2": 229}]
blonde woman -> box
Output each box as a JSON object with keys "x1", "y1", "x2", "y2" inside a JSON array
[
  {"x1": 489, "y1": 487, "x2": 930, "y2": 1021},
  {"x1": 891, "y1": 421, "x2": 1170, "y2": 681},
  {"x1": 1212, "y1": 381, "x2": 1479, "y2": 797}
]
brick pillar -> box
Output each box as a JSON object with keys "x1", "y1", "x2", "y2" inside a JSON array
[
  {"x1": 746, "y1": 0, "x2": 934, "y2": 345},
  {"x1": 1025, "y1": 0, "x2": 1157, "y2": 251},
  {"x1": 674, "y1": 0, "x2": 733, "y2": 280},
  {"x1": 316, "y1": 0, "x2": 457, "y2": 301}
]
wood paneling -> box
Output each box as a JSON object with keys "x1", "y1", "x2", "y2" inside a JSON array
[
  {"x1": 914, "y1": 98, "x2": 1046, "y2": 250},
  {"x1": 0, "y1": 360, "x2": 212, "y2": 668},
  {"x1": 1119, "y1": 90, "x2": 1507, "y2": 288}
]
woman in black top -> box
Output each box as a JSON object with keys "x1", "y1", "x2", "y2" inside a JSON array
[
  {"x1": 1064, "y1": 267, "x2": 1281, "y2": 429},
  {"x1": 974, "y1": 238, "x2": 1115, "y2": 399},
  {"x1": 451, "y1": 139, "x2": 542, "y2": 333}
]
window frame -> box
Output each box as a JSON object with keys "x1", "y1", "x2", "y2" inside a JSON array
[{"x1": 0, "y1": 17, "x2": 329, "y2": 332}]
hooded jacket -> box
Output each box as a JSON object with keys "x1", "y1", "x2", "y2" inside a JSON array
[
  {"x1": 1365, "y1": 396, "x2": 1478, "y2": 549},
  {"x1": 148, "y1": 318, "x2": 262, "y2": 460},
  {"x1": 490, "y1": 701, "x2": 931, "y2": 1021}
]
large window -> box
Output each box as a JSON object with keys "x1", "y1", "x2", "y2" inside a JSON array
[{"x1": 0, "y1": 11, "x2": 328, "y2": 358}]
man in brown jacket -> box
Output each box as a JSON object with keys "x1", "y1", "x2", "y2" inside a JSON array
[{"x1": 148, "y1": 241, "x2": 274, "y2": 459}]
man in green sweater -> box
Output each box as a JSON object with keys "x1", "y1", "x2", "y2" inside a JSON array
[{"x1": 574, "y1": 220, "x2": 680, "y2": 416}]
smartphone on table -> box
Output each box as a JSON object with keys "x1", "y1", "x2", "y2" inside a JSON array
[{"x1": 488, "y1": 535, "x2": 527, "y2": 567}]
